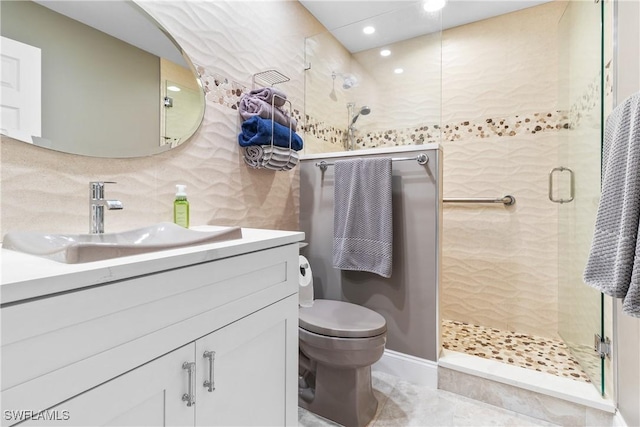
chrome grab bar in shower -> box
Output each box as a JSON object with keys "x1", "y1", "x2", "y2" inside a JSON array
[
  {"x1": 315, "y1": 153, "x2": 429, "y2": 171},
  {"x1": 548, "y1": 166, "x2": 575, "y2": 204},
  {"x1": 443, "y1": 195, "x2": 516, "y2": 206}
]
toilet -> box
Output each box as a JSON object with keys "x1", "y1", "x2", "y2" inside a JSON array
[{"x1": 298, "y1": 255, "x2": 387, "y2": 427}]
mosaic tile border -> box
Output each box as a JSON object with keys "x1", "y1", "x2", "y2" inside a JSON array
[
  {"x1": 196, "y1": 65, "x2": 303, "y2": 124},
  {"x1": 303, "y1": 109, "x2": 570, "y2": 151},
  {"x1": 569, "y1": 67, "x2": 612, "y2": 128},
  {"x1": 194, "y1": 64, "x2": 606, "y2": 150},
  {"x1": 442, "y1": 319, "x2": 592, "y2": 383},
  {"x1": 442, "y1": 111, "x2": 569, "y2": 141},
  {"x1": 302, "y1": 117, "x2": 346, "y2": 148}
]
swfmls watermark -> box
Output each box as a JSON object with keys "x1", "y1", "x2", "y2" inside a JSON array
[{"x1": 4, "y1": 410, "x2": 70, "y2": 422}]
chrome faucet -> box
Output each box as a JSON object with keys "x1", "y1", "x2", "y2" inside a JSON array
[{"x1": 89, "y1": 181, "x2": 123, "y2": 234}]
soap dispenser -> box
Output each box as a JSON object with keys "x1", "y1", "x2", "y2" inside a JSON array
[{"x1": 173, "y1": 184, "x2": 189, "y2": 228}]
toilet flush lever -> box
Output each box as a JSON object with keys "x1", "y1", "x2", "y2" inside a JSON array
[{"x1": 203, "y1": 351, "x2": 216, "y2": 392}]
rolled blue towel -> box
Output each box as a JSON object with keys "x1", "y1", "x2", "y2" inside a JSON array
[{"x1": 238, "y1": 116, "x2": 303, "y2": 151}]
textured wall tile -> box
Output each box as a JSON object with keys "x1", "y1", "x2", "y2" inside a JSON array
[
  {"x1": 441, "y1": 2, "x2": 566, "y2": 124},
  {"x1": 441, "y1": 134, "x2": 561, "y2": 337},
  {"x1": 0, "y1": 1, "x2": 325, "y2": 237}
]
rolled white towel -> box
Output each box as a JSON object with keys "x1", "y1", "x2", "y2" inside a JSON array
[
  {"x1": 264, "y1": 159, "x2": 298, "y2": 171},
  {"x1": 243, "y1": 146, "x2": 264, "y2": 169},
  {"x1": 262, "y1": 147, "x2": 297, "y2": 164},
  {"x1": 263, "y1": 150, "x2": 299, "y2": 171},
  {"x1": 242, "y1": 145, "x2": 299, "y2": 171}
]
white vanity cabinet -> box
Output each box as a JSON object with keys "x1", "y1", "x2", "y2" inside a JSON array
[{"x1": 1, "y1": 228, "x2": 302, "y2": 427}]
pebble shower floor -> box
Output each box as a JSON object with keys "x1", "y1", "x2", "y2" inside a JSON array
[{"x1": 442, "y1": 319, "x2": 592, "y2": 383}]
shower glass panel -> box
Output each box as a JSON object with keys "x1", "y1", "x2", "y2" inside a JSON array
[
  {"x1": 303, "y1": 5, "x2": 442, "y2": 155},
  {"x1": 556, "y1": 0, "x2": 604, "y2": 393}
]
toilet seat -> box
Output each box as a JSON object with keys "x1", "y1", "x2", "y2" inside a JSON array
[{"x1": 299, "y1": 299, "x2": 386, "y2": 338}]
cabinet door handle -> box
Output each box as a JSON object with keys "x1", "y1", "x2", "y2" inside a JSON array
[
  {"x1": 203, "y1": 351, "x2": 216, "y2": 392},
  {"x1": 182, "y1": 362, "x2": 196, "y2": 407}
]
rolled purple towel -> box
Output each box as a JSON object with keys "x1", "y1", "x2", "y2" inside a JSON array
[
  {"x1": 239, "y1": 94, "x2": 297, "y2": 132},
  {"x1": 249, "y1": 87, "x2": 287, "y2": 107}
]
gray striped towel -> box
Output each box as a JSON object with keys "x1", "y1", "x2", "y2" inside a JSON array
[
  {"x1": 584, "y1": 92, "x2": 640, "y2": 317},
  {"x1": 333, "y1": 157, "x2": 393, "y2": 278}
]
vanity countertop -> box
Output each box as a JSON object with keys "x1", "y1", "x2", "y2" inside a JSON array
[{"x1": 1, "y1": 226, "x2": 304, "y2": 305}]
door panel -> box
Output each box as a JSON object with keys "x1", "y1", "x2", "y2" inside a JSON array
[
  {"x1": 0, "y1": 36, "x2": 41, "y2": 142},
  {"x1": 556, "y1": 0, "x2": 604, "y2": 393},
  {"x1": 195, "y1": 305, "x2": 289, "y2": 426},
  {"x1": 20, "y1": 345, "x2": 195, "y2": 427}
]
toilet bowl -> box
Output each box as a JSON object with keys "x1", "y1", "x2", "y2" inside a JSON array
[{"x1": 298, "y1": 299, "x2": 387, "y2": 427}]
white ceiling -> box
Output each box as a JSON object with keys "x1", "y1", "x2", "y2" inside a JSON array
[{"x1": 299, "y1": 0, "x2": 553, "y2": 53}]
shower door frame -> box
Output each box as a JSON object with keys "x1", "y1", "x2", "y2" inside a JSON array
[{"x1": 556, "y1": 0, "x2": 608, "y2": 396}]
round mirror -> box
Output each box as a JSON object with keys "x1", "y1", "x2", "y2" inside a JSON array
[{"x1": 0, "y1": 0, "x2": 205, "y2": 158}]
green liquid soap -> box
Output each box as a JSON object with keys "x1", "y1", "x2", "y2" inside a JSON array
[{"x1": 174, "y1": 184, "x2": 190, "y2": 228}]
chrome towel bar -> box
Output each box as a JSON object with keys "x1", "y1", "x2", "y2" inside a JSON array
[
  {"x1": 443, "y1": 195, "x2": 516, "y2": 206},
  {"x1": 315, "y1": 153, "x2": 429, "y2": 171}
]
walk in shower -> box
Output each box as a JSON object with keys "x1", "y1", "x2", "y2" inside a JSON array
[
  {"x1": 440, "y1": 0, "x2": 609, "y2": 395},
  {"x1": 441, "y1": 1, "x2": 608, "y2": 393},
  {"x1": 302, "y1": 0, "x2": 610, "y2": 399}
]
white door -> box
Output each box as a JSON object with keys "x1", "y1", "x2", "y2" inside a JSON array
[
  {"x1": 195, "y1": 302, "x2": 290, "y2": 426},
  {"x1": 19, "y1": 344, "x2": 196, "y2": 427},
  {"x1": 0, "y1": 36, "x2": 41, "y2": 143}
]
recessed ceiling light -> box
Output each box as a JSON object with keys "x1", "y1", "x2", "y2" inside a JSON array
[
  {"x1": 423, "y1": 0, "x2": 447, "y2": 12},
  {"x1": 394, "y1": 68, "x2": 404, "y2": 74},
  {"x1": 363, "y1": 26, "x2": 375, "y2": 35},
  {"x1": 380, "y1": 49, "x2": 391, "y2": 57},
  {"x1": 167, "y1": 85, "x2": 181, "y2": 92}
]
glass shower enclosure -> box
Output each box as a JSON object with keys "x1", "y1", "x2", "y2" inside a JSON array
[{"x1": 556, "y1": 0, "x2": 607, "y2": 395}]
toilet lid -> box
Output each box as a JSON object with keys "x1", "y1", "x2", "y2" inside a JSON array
[{"x1": 299, "y1": 299, "x2": 387, "y2": 338}]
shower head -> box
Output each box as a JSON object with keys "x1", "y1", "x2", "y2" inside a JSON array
[
  {"x1": 342, "y1": 76, "x2": 357, "y2": 89},
  {"x1": 351, "y1": 106, "x2": 371, "y2": 125},
  {"x1": 332, "y1": 71, "x2": 358, "y2": 90}
]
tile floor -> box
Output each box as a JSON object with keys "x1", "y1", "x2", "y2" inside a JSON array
[
  {"x1": 441, "y1": 319, "x2": 592, "y2": 383},
  {"x1": 298, "y1": 371, "x2": 560, "y2": 426}
]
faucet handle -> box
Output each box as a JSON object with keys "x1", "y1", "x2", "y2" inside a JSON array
[
  {"x1": 90, "y1": 181, "x2": 117, "y2": 186},
  {"x1": 90, "y1": 181, "x2": 117, "y2": 199}
]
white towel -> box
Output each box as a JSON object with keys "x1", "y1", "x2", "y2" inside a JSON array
[
  {"x1": 243, "y1": 145, "x2": 299, "y2": 171},
  {"x1": 333, "y1": 157, "x2": 393, "y2": 278},
  {"x1": 584, "y1": 92, "x2": 640, "y2": 317}
]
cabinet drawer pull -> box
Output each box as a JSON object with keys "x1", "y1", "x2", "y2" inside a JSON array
[
  {"x1": 203, "y1": 351, "x2": 216, "y2": 392},
  {"x1": 182, "y1": 361, "x2": 196, "y2": 406}
]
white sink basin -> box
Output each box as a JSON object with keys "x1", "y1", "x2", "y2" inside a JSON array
[{"x1": 2, "y1": 223, "x2": 243, "y2": 264}]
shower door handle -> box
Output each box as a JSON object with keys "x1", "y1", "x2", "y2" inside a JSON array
[{"x1": 548, "y1": 167, "x2": 574, "y2": 204}]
